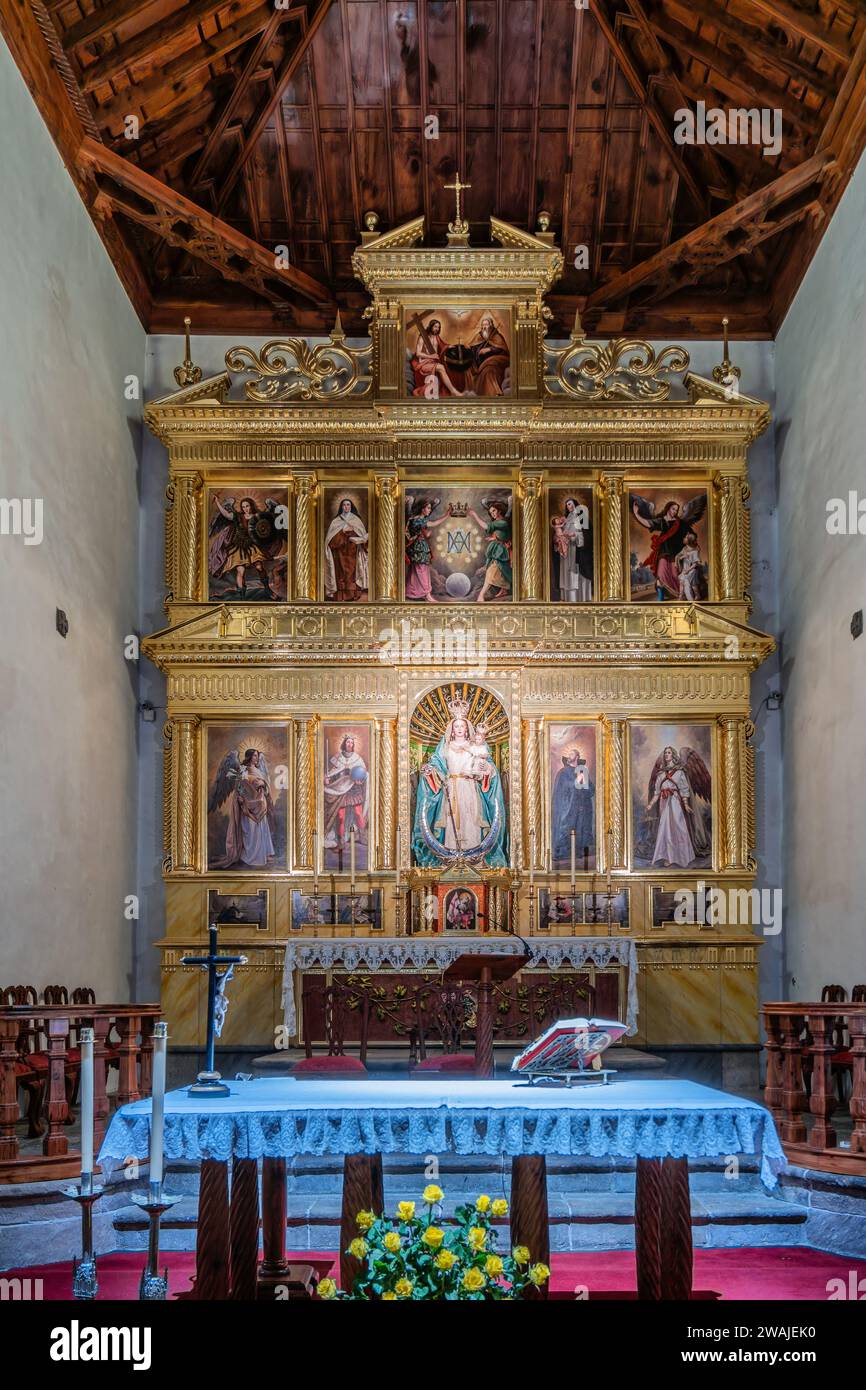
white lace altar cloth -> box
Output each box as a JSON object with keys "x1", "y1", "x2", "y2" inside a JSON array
[{"x1": 280, "y1": 935, "x2": 638, "y2": 1037}]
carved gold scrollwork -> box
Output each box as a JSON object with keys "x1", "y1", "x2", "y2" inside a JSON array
[
  {"x1": 374, "y1": 473, "x2": 400, "y2": 601},
  {"x1": 293, "y1": 473, "x2": 318, "y2": 601},
  {"x1": 171, "y1": 715, "x2": 200, "y2": 873},
  {"x1": 377, "y1": 718, "x2": 397, "y2": 869},
  {"x1": 294, "y1": 716, "x2": 317, "y2": 868},
  {"x1": 225, "y1": 319, "x2": 372, "y2": 401},
  {"x1": 600, "y1": 473, "x2": 625, "y2": 601},
  {"x1": 544, "y1": 314, "x2": 689, "y2": 401},
  {"x1": 518, "y1": 471, "x2": 544, "y2": 601}
]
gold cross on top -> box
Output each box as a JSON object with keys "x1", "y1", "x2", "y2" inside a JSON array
[{"x1": 444, "y1": 172, "x2": 471, "y2": 227}]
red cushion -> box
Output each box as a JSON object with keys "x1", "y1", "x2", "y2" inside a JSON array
[
  {"x1": 831, "y1": 1050, "x2": 853, "y2": 1068},
  {"x1": 415, "y1": 1053, "x2": 476, "y2": 1074},
  {"x1": 293, "y1": 1055, "x2": 367, "y2": 1076}
]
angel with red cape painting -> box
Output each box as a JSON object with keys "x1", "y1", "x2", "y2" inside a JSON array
[
  {"x1": 644, "y1": 744, "x2": 712, "y2": 868},
  {"x1": 630, "y1": 493, "x2": 708, "y2": 601}
]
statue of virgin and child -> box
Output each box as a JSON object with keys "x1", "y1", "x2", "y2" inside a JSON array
[{"x1": 411, "y1": 698, "x2": 508, "y2": 867}]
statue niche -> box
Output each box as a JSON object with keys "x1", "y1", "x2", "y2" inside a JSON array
[{"x1": 410, "y1": 683, "x2": 509, "y2": 868}]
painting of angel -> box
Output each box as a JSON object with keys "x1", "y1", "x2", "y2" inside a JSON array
[
  {"x1": 206, "y1": 725, "x2": 287, "y2": 870},
  {"x1": 628, "y1": 490, "x2": 709, "y2": 602},
  {"x1": 404, "y1": 486, "x2": 513, "y2": 603},
  {"x1": 631, "y1": 723, "x2": 713, "y2": 869},
  {"x1": 207, "y1": 488, "x2": 288, "y2": 602}
]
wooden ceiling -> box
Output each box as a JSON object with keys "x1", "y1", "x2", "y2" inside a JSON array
[{"x1": 3, "y1": 0, "x2": 866, "y2": 337}]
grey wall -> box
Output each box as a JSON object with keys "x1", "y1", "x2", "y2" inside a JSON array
[
  {"x1": 775, "y1": 158, "x2": 866, "y2": 997},
  {"x1": 137, "y1": 335, "x2": 783, "y2": 1006},
  {"x1": 0, "y1": 46, "x2": 145, "y2": 998}
]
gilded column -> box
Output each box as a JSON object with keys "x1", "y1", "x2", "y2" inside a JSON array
[
  {"x1": 374, "y1": 473, "x2": 399, "y2": 601},
  {"x1": 293, "y1": 472, "x2": 318, "y2": 601},
  {"x1": 376, "y1": 718, "x2": 397, "y2": 869},
  {"x1": 600, "y1": 473, "x2": 625, "y2": 601},
  {"x1": 522, "y1": 718, "x2": 543, "y2": 870},
  {"x1": 167, "y1": 472, "x2": 202, "y2": 603},
  {"x1": 293, "y1": 717, "x2": 317, "y2": 869},
  {"x1": 605, "y1": 717, "x2": 628, "y2": 870},
  {"x1": 162, "y1": 721, "x2": 173, "y2": 870},
  {"x1": 740, "y1": 481, "x2": 752, "y2": 606},
  {"x1": 718, "y1": 716, "x2": 747, "y2": 870},
  {"x1": 518, "y1": 471, "x2": 544, "y2": 601},
  {"x1": 171, "y1": 715, "x2": 200, "y2": 874},
  {"x1": 714, "y1": 472, "x2": 739, "y2": 602}
]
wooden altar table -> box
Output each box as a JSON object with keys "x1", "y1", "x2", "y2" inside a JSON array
[{"x1": 99, "y1": 1076, "x2": 784, "y2": 1301}]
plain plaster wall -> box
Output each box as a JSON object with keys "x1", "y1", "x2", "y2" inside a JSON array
[
  {"x1": 135, "y1": 335, "x2": 784, "y2": 1009},
  {"x1": 0, "y1": 46, "x2": 144, "y2": 999},
  {"x1": 775, "y1": 157, "x2": 866, "y2": 997}
]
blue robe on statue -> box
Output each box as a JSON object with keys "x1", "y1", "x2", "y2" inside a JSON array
[{"x1": 412, "y1": 734, "x2": 508, "y2": 868}]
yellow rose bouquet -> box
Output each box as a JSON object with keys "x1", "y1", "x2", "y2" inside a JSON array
[{"x1": 331, "y1": 1187, "x2": 550, "y2": 1301}]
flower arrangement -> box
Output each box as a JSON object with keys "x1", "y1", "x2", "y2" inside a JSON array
[{"x1": 317, "y1": 1185, "x2": 550, "y2": 1301}]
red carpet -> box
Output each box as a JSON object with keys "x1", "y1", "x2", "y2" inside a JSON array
[{"x1": 6, "y1": 1246, "x2": 866, "y2": 1300}]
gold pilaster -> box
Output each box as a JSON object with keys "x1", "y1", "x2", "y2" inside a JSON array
[
  {"x1": 522, "y1": 717, "x2": 543, "y2": 869},
  {"x1": 293, "y1": 716, "x2": 317, "y2": 868},
  {"x1": 714, "y1": 472, "x2": 739, "y2": 602},
  {"x1": 376, "y1": 717, "x2": 397, "y2": 869},
  {"x1": 372, "y1": 298, "x2": 401, "y2": 397},
  {"x1": 170, "y1": 715, "x2": 200, "y2": 873},
  {"x1": 605, "y1": 717, "x2": 628, "y2": 870},
  {"x1": 515, "y1": 298, "x2": 542, "y2": 396},
  {"x1": 293, "y1": 472, "x2": 318, "y2": 602},
  {"x1": 719, "y1": 715, "x2": 748, "y2": 870},
  {"x1": 374, "y1": 472, "x2": 400, "y2": 601},
  {"x1": 166, "y1": 472, "x2": 202, "y2": 603},
  {"x1": 162, "y1": 721, "x2": 173, "y2": 870},
  {"x1": 518, "y1": 470, "x2": 544, "y2": 601},
  {"x1": 600, "y1": 473, "x2": 625, "y2": 600},
  {"x1": 740, "y1": 481, "x2": 752, "y2": 606}
]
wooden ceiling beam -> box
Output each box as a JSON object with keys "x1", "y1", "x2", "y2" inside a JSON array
[
  {"x1": 61, "y1": 0, "x2": 162, "y2": 53},
  {"x1": 79, "y1": 136, "x2": 334, "y2": 308},
  {"x1": 744, "y1": 0, "x2": 855, "y2": 64},
  {"x1": 662, "y1": 0, "x2": 839, "y2": 100},
  {"x1": 586, "y1": 148, "x2": 835, "y2": 310},
  {"x1": 79, "y1": 0, "x2": 261, "y2": 95},
  {"x1": 213, "y1": 0, "x2": 334, "y2": 214},
  {"x1": 93, "y1": 4, "x2": 275, "y2": 133},
  {"x1": 588, "y1": 0, "x2": 711, "y2": 216}
]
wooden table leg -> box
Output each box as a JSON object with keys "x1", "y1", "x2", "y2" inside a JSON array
[
  {"x1": 340, "y1": 1153, "x2": 384, "y2": 1294},
  {"x1": 474, "y1": 966, "x2": 495, "y2": 1079},
  {"x1": 178, "y1": 1159, "x2": 230, "y2": 1300},
  {"x1": 257, "y1": 1157, "x2": 291, "y2": 1299},
  {"x1": 229, "y1": 1158, "x2": 260, "y2": 1301},
  {"x1": 634, "y1": 1157, "x2": 663, "y2": 1300},
  {"x1": 635, "y1": 1156, "x2": 693, "y2": 1300},
  {"x1": 510, "y1": 1155, "x2": 549, "y2": 1301}
]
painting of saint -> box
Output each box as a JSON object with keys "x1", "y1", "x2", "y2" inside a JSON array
[
  {"x1": 628, "y1": 490, "x2": 709, "y2": 601},
  {"x1": 206, "y1": 725, "x2": 287, "y2": 871},
  {"x1": 549, "y1": 723, "x2": 597, "y2": 870},
  {"x1": 207, "y1": 890, "x2": 268, "y2": 931},
  {"x1": 405, "y1": 307, "x2": 511, "y2": 398},
  {"x1": 631, "y1": 723, "x2": 713, "y2": 869},
  {"x1": 207, "y1": 489, "x2": 288, "y2": 601},
  {"x1": 321, "y1": 724, "x2": 371, "y2": 873},
  {"x1": 411, "y1": 694, "x2": 508, "y2": 868},
  {"x1": 404, "y1": 487, "x2": 513, "y2": 603},
  {"x1": 444, "y1": 888, "x2": 478, "y2": 932},
  {"x1": 322, "y1": 488, "x2": 369, "y2": 602},
  {"x1": 548, "y1": 488, "x2": 594, "y2": 601}
]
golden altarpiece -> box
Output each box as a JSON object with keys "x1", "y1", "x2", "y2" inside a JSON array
[{"x1": 143, "y1": 209, "x2": 773, "y2": 1061}]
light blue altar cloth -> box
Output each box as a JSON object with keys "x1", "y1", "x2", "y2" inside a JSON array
[{"x1": 98, "y1": 1077, "x2": 786, "y2": 1187}]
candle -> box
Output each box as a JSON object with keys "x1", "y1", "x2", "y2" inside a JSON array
[
  {"x1": 149, "y1": 1022, "x2": 168, "y2": 1188},
  {"x1": 312, "y1": 829, "x2": 318, "y2": 895},
  {"x1": 79, "y1": 1026, "x2": 94, "y2": 1178},
  {"x1": 349, "y1": 824, "x2": 356, "y2": 890},
  {"x1": 530, "y1": 830, "x2": 536, "y2": 889},
  {"x1": 570, "y1": 829, "x2": 576, "y2": 889},
  {"x1": 395, "y1": 824, "x2": 402, "y2": 875}
]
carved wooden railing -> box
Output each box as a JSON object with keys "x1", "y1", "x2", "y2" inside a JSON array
[
  {"x1": 762, "y1": 1003, "x2": 866, "y2": 1171},
  {"x1": 0, "y1": 1004, "x2": 161, "y2": 1183}
]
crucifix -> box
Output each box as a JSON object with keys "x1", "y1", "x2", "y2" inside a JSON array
[
  {"x1": 181, "y1": 924, "x2": 246, "y2": 1097},
  {"x1": 445, "y1": 171, "x2": 471, "y2": 244}
]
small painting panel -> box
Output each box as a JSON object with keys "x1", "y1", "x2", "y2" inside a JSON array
[
  {"x1": 628, "y1": 487, "x2": 710, "y2": 601},
  {"x1": 404, "y1": 486, "x2": 513, "y2": 603},
  {"x1": 206, "y1": 488, "x2": 289, "y2": 602},
  {"x1": 291, "y1": 890, "x2": 382, "y2": 930},
  {"x1": 207, "y1": 889, "x2": 269, "y2": 930},
  {"x1": 404, "y1": 306, "x2": 512, "y2": 398},
  {"x1": 548, "y1": 486, "x2": 594, "y2": 601},
  {"x1": 206, "y1": 724, "x2": 288, "y2": 871},
  {"x1": 548, "y1": 722, "x2": 598, "y2": 871},
  {"x1": 537, "y1": 889, "x2": 629, "y2": 930},
  {"x1": 320, "y1": 722, "x2": 372, "y2": 873},
  {"x1": 631, "y1": 722, "x2": 713, "y2": 870},
  {"x1": 321, "y1": 486, "x2": 370, "y2": 603}
]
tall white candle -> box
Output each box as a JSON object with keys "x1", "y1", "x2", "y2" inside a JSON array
[
  {"x1": 530, "y1": 830, "x2": 536, "y2": 889},
  {"x1": 570, "y1": 829, "x2": 576, "y2": 889},
  {"x1": 395, "y1": 823, "x2": 401, "y2": 874},
  {"x1": 149, "y1": 1022, "x2": 168, "y2": 1188},
  {"x1": 79, "y1": 1027, "x2": 94, "y2": 1177},
  {"x1": 349, "y1": 824, "x2": 356, "y2": 890}
]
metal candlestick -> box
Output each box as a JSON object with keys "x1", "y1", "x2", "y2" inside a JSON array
[
  {"x1": 131, "y1": 1181, "x2": 183, "y2": 1300},
  {"x1": 62, "y1": 1172, "x2": 104, "y2": 1299}
]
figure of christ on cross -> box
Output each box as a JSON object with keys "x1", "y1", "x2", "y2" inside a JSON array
[{"x1": 407, "y1": 312, "x2": 465, "y2": 398}]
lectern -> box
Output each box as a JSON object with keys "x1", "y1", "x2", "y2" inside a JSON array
[{"x1": 443, "y1": 951, "x2": 529, "y2": 1078}]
